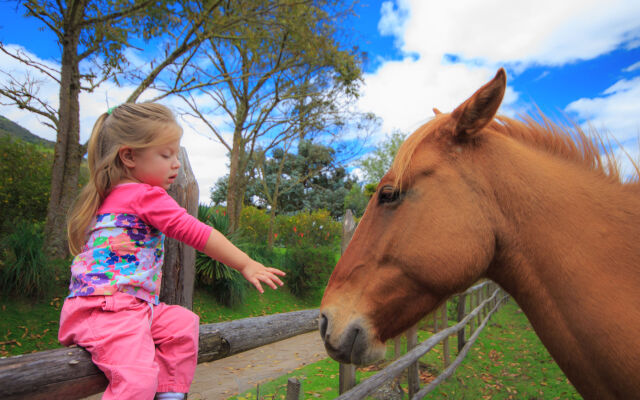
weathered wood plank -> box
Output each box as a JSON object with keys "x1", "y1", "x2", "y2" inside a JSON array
[
  {"x1": 0, "y1": 308, "x2": 319, "y2": 399},
  {"x1": 162, "y1": 147, "x2": 198, "y2": 309}
]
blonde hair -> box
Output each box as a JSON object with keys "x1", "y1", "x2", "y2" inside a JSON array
[{"x1": 67, "y1": 103, "x2": 182, "y2": 255}]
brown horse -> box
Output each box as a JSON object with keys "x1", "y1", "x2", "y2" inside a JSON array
[{"x1": 320, "y1": 69, "x2": 640, "y2": 399}]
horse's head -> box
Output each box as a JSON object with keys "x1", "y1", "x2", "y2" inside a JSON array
[{"x1": 320, "y1": 69, "x2": 507, "y2": 365}]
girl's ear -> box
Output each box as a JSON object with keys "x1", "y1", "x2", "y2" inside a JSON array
[{"x1": 118, "y1": 147, "x2": 136, "y2": 168}]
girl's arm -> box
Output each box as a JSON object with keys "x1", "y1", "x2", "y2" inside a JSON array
[{"x1": 202, "y1": 229, "x2": 285, "y2": 293}]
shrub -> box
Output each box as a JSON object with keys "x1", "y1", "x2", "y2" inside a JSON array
[
  {"x1": 283, "y1": 245, "x2": 337, "y2": 298},
  {"x1": 0, "y1": 137, "x2": 53, "y2": 234},
  {"x1": 276, "y1": 209, "x2": 341, "y2": 249},
  {"x1": 195, "y1": 205, "x2": 248, "y2": 307},
  {"x1": 238, "y1": 206, "x2": 271, "y2": 244},
  {"x1": 0, "y1": 221, "x2": 52, "y2": 298}
]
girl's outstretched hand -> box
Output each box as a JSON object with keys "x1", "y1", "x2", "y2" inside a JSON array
[{"x1": 239, "y1": 260, "x2": 286, "y2": 293}]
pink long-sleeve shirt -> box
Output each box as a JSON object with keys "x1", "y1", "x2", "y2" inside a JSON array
[{"x1": 67, "y1": 183, "x2": 213, "y2": 304}]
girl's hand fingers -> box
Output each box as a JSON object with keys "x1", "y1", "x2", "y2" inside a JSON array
[
  {"x1": 259, "y1": 273, "x2": 282, "y2": 289},
  {"x1": 251, "y1": 278, "x2": 264, "y2": 293},
  {"x1": 268, "y1": 267, "x2": 286, "y2": 276}
]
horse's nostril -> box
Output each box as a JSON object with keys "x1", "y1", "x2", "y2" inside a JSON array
[{"x1": 319, "y1": 312, "x2": 328, "y2": 341}]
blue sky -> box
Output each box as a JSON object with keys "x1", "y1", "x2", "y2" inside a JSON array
[{"x1": 1, "y1": 0, "x2": 640, "y2": 201}]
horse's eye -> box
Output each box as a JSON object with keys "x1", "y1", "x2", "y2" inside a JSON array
[{"x1": 379, "y1": 185, "x2": 400, "y2": 204}]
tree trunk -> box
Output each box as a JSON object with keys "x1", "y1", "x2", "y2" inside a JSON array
[
  {"x1": 226, "y1": 131, "x2": 247, "y2": 233},
  {"x1": 43, "y1": 26, "x2": 83, "y2": 259}
]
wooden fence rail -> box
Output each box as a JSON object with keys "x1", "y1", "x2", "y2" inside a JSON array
[
  {"x1": 0, "y1": 309, "x2": 319, "y2": 400},
  {"x1": 336, "y1": 284, "x2": 508, "y2": 399}
]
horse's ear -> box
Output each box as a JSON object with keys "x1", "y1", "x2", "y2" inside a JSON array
[
  {"x1": 433, "y1": 107, "x2": 441, "y2": 115},
  {"x1": 451, "y1": 68, "x2": 506, "y2": 139}
]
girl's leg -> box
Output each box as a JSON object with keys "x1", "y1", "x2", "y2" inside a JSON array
[
  {"x1": 59, "y1": 293, "x2": 159, "y2": 400},
  {"x1": 150, "y1": 303, "x2": 200, "y2": 394}
]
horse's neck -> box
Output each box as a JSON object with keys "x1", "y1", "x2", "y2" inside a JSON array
[{"x1": 485, "y1": 138, "x2": 640, "y2": 399}]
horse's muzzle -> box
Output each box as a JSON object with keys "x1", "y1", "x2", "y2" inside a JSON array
[{"x1": 319, "y1": 310, "x2": 385, "y2": 365}]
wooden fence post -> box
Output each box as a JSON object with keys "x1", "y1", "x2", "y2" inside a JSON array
[
  {"x1": 468, "y1": 293, "x2": 475, "y2": 337},
  {"x1": 476, "y1": 290, "x2": 482, "y2": 328},
  {"x1": 339, "y1": 210, "x2": 357, "y2": 394},
  {"x1": 441, "y1": 303, "x2": 450, "y2": 368},
  {"x1": 286, "y1": 378, "x2": 302, "y2": 400},
  {"x1": 457, "y1": 293, "x2": 467, "y2": 352},
  {"x1": 394, "y1": 337, "x2": 402, "y2": 359},
  {"x1": 162, "y1": 147, "x2": 198, "y2": 309},
  {"x1": 407, "y1": 325, "x2": 420, "y2": 397}
]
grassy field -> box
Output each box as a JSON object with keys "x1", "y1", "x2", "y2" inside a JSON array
[{"x1": 231, "y1": 300, "x2": 581, "y2": 400}]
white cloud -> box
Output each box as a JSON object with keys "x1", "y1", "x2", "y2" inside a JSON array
[
  {"x1": 359, "y1": 59, "x2": 510, "y2": 135},
  {"x1": 356, "y1": 0, "x2": 640, "y2": 144},
  {"x1": 381, "y1": 0, "x2": 640, "y2": 66},
  {"x1": 566, "y1": 76, "x2": 640, "y2": 143},
  {"x1": 378, "y1": 1, "x2": 409, "y2": 38},
  {"x1": 565, "y1": 75, "x2": 640, "y2": 180},
  {"x1": 625, "y1": 61, "x2": 640, "y2": 72}
]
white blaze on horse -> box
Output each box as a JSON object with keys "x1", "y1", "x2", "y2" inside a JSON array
[{"x1": 320, "y1": 69, "x2": 640, "y2": 400}]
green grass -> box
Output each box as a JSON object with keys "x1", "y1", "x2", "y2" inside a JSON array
[
  {"x1": 1, "y1": 276, "x2": 321, "y2": 358},
  {"x1": 232, "y1": 300, "x2": 581, "y2": 400},
  {"x1": 193, "y1": 283, "x2": 321, "y2": 324}
]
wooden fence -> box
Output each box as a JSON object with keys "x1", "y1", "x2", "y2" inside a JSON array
[{"x1": 0, "y1": 309, "x2": 319, "y2": 399}]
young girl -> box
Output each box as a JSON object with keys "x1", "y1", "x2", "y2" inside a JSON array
[{"x1": 59, "y1": 103, "x2": 285, "y2": 400}]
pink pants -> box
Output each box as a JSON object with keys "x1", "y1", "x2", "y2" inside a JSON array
[{"x1": 59, "y1": 292, "x2": 199, "y2": 400}]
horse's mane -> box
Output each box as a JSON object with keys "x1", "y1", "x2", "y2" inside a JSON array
[{"x1": 391, "y1": 112, "x2": 638, "y2": 188}]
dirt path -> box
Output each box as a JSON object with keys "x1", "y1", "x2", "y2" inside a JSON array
[{"x1": 81, "y1": 331, "x2": 328, "y2": 400}]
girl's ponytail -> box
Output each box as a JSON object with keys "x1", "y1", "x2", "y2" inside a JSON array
[{"x1": 67, "y1": 113, "x2": 109, "y2": 255}]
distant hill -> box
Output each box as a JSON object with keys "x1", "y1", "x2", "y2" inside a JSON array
[{"x1": 0, "y1": 115, "x2": 55, "y2": 148}]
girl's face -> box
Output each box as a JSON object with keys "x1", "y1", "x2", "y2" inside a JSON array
[{"x1": 126, "y1": 139, "x2": 181, "y2": 190}]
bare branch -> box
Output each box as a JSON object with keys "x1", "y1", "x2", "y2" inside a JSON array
[
  {"x1": 0, "y1": 43, "x2": 61, "y2": 83},
  {"x1": 178, "y1": 91, "x2": 231, "y2": 153},
  {"x1": 0, "y1": 71, "x2": 59, "y2": 130}
]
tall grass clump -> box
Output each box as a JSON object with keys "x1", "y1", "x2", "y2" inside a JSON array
[
  {"x1": 196, "y1": 205, "x2": 249, "y2": 307},
  {"x1": 0, "y1": 221, "x2": 52, "y2": 298}
]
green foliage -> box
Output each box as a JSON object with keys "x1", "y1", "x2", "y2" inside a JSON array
[
  {"x1": 276, "y1": 209, "x2": 341, "y2": 249},
  {"x1": 282, "y1": 245, "x2": 336, "y2": 298},
  {"x1": 0, "y1": 221, "x2": 52, "y2": 298},
  {"x1": 213, "y1": 141, "x2": 359, "y2": 219},
  {"x1": 343, "y1": 184, "x2": 370, "y2": 217},
  {"x1": 358, "y1": 130, "x2": 407, "y2": 184},
  {"x1": 0, "y1": 136, "x2": 53, "y2": 233},
  {"x1": 196, "y1": 205, "x2": 248, "y2": 307},
  {"x1": 239, "y1": 206, "x2": 272, "y2": 244}
]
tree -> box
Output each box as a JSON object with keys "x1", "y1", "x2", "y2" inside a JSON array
[
  {"x1": 358, "y1": 130, "x2": 407, "y2": 184},
  {"x1": 0, "y1": 0, "x2": 279, "y2": 257},
  {"x1": 0, "y1": 0, "x2": 179, "y2": 257},
  {"x1": 179, "y1": 0, "x2": 364, "y2": 233},
  {"x1": 212, "y1": 140, "x2": 358, "y2": 221},
  {"x1": 343, "y1": 184, "x2": 369, "y2": 218}
]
